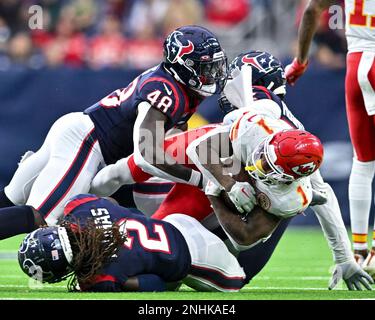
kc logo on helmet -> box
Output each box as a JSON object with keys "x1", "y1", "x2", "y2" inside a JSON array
[
  {"x1": 291, "y1": 162, "x2": 317, "y2": 176},
  {"x1": 165, "y1": 31, "x2": 194, "y2": 64}
]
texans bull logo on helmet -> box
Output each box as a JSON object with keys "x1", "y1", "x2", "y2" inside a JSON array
[
  {"x1": 241, "y1": 52, "x2": 280, "y2": 74},
  {"x1": 165, "y1": 30, "x2": 195, "y2": 64},
  {"x1": 291, "y1": 161, "x2": 317, "y2": 177}
]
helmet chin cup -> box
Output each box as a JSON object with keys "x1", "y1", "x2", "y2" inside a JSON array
[{"x1": 191, "y1": 83, "x2": 217, "y2": 97}]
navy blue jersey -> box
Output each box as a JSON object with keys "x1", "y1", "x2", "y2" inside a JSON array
[
  {"x1": 63, "y1": 194, "x2": 191, "y2": 291},
  {"x1": 84, "y1": 64, "x2": 201, "y2": 164},
  {"x1": 252, "y1": 86, "x2": 304, "y2": 130}
]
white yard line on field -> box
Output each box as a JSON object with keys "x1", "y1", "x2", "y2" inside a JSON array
[
  {"x1": 0, "y1": 284, "x2": 67, "y2": 288},
  {"x1": 255, "y1": 276, "x2": 330, "y2": 280}
]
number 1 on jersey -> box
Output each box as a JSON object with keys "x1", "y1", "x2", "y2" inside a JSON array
[
  {"x1": 350, "y1": 0, "x2": 375, "y2": 27},
  {"x1": 297, "y1": 186, "x2": 308, "y2": 207}
]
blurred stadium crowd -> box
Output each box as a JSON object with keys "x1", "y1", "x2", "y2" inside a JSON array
[{"x1": 0, "y1": 0, "x2": 347, "y2": 71}]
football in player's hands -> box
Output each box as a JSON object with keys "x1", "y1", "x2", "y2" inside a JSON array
[{"x1": 221, "y1": 165, "x2": 257, "y2": 216}]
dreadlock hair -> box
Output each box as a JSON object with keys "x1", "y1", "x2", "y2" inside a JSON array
[{"x1": 60, "y1": 219, "x2": 127, "y2": 292}]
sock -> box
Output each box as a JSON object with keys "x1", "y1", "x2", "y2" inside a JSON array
[
  {"x1": 127, "y1": 155, "x2": 152, "y2": 182},
  {"x1": 348, "y1": 159, "x2": 375, "y2": 251},
  {"x1": 0, "y1": 206, "x2": 36, "y2": 240},
  {"x1": 90, "y1": 156, "x2": 151, "y2": 197},
  {"x1": 0, "y1": 189, "x2": 15, "y2": 208}
]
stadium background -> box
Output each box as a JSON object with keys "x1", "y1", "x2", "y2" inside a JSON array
[{"x1": 0, "y1": 0, "x2": 366, "y2": 226}]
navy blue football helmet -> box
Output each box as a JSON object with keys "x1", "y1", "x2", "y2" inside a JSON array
[
  {"x1": 18, "y1": 227, "x2": 73, "y2": 283},
  {"x1": 163, "y1": 25, "x2": 227, "y2": 97},
  {"x1": 229, "y1": 51, "x2": 287, "y2": 98}
]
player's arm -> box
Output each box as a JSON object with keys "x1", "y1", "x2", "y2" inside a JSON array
[
  {"x1": 286, "y1": 0, "x2": 337, "y2": 85},
  {"x1": 310, "y1": 171, "x2": 374, "y2": 291},
  {"x1": 86, "y1": 274, "x2": 170, "y2": 292},
  {"x1": 186, "y1": 127, "x2": 256, "y2": 214},
  {"x1": 133, "y1": 101, "x2": 204, "y2": 188},
  {"x1": 207, "y1": 194, "x2": 280, "y2": 250}
]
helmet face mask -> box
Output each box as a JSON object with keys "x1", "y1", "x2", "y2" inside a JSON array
[
  {"x1": 18, "y1": 227, "x2": 73, "y2": 283},
  {"x1": 163, "y1": 26, "x2": 227, "y2": 97},
  {"x1": 246, "y1": 137, "x2": 295, "y2": 185}
]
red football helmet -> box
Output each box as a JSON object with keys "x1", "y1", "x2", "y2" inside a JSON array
[{"x1": 247, "y1": 129, "x2": 324, "y2": 184}]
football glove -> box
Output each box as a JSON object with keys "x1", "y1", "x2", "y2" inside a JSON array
[
  {"x1": 285, "y1": 58, "x2": 308, "y2": 86},
  {"x1": 227, "y1": 181, "x2": 256, "y2": 214},
  {"x1": 329, "y1": 259, "x2": 374, "y2": 291}
]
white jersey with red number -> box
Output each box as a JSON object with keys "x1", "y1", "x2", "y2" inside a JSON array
[
  {"x1": 345, "y1": 0, "x2": 375, "y2": 52},
  {"x1": 228, "y1": 111, "x2": 312, "y2": 218}
]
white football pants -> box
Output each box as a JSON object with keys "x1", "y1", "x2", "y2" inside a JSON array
[
  {"x1": 5, "y1": 112, "x2": 105, "y2": 225},
  {"x1": 163, "y1": 214, "x2": 246, "y2": 292}
]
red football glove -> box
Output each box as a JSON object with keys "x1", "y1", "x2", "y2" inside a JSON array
[{"x1": 285, "y1": 58, "x2": 309, "y2": 86}]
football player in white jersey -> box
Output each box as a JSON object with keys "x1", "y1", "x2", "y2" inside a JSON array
[
  {"x1": 89, "y1": 50, "x2": 373, "y2": 290},
  {"x1": 285, "y1": 0, "x2": 375, "y2": 276}
]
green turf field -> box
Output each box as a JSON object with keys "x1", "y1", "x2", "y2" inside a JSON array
[{"x1": 1, "y1": 227, "x2": 374, "y2": 300}]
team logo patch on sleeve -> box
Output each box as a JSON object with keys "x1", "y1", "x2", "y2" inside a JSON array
[
  {"x1": 257, "y1": 192, "x2": 271, "y2": 211},
  {"x1": 291, "y1": 162, "x2": 316, "y2": 176}
]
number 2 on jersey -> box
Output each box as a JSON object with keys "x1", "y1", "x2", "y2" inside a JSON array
[
  {"x1": 120, "y1": 219, "x2": 171, "y2": 254},
  {"x1": 100, "y1": 77, "x2": 139, "y2": 108},
  {"x1": 350, "y1": 0, "x2": 375, "y2": 27}
]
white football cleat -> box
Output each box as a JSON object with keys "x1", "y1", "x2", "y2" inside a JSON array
[{"x1": 362, "y1": 249, "x2": 375, "y2": 280}]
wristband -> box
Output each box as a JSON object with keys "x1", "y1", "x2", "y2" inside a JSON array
[{"x1": 188, "y1": 170, "x2": 202, "y2": 187}]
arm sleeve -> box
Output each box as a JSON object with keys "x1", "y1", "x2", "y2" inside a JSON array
[
  {"x1": 139, "y1": 79, "x2": 180, "y2": 121},
  {"x1": 223, "y1": 65, "x2": 254, "y2": 109},
  {"x1": 186, "y1": 124, "x2": 232, "y2": 189},
  {"x1": 137, "y1": 274, "x2": 167, "y2": 292},
  {"x1": 310, "y1": 170, "x2": 354, "y2": 264},
  {"x1": 85, "y1": 274, "x2": 166, "y2": 292}
]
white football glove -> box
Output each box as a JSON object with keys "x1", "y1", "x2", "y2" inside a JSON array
[
  {"x1": 205, "y1": 180, "x2": 222, "y2": 197},
  {"x1": 329, "y1": 259, "x2": 374, "y2": 291},
  {"x1": 227, "y1": 181, "x2": 256, "y2": 214}
]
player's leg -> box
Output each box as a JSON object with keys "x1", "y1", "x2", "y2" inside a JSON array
[
  {"x1": 163, "y1": 214, "x2": 246, "y2": 292},
  {"x1": 25, "y1": 113, "x2": 104, "y2": 226},
  {"x1": 2, "y1": 140, "x2": 51, "y2": 207},
  {"x1": 369, "y1": 56, "x2": 375, "y2": 260},
  {"x1": 89, "y1": 154, "x2": 152, "y2": 196},
  {"x1": 132, "y1": 177, "x2": 173, "y2": 217},
  {"x1": 0, "y1": 126, "x2": 55, "y2": 239},
  {"x1": 346, "y1": 51, "x2": 375, "y2": 262}
]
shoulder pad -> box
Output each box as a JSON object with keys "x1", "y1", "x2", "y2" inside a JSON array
[
  {"x1": 255, "y1": 178, "x2": 313, "y2": 218},
  {"x1": 139, "y1": 77, "x2": 184, "y2": 118}
]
